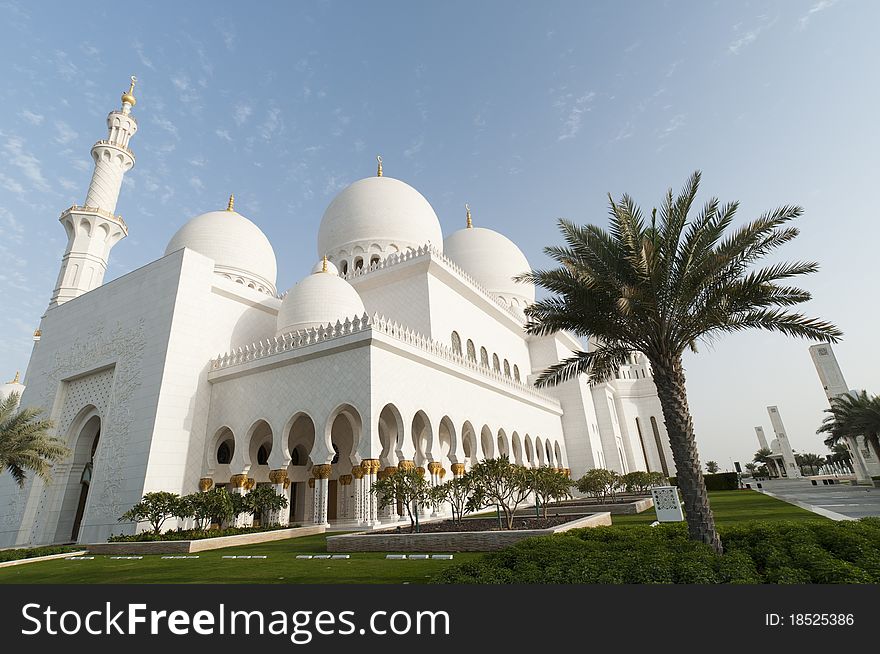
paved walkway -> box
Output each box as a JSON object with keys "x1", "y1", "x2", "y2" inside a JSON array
[{"x1": 753, "y1": 479, "x2": 880, "y2": 520}]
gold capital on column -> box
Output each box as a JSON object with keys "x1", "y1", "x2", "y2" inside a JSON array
[
  {"x1": 313, "y1": 464, "x2": 332, "y2": 479},
  {"x1": 439, "y1": 467, "x2": 447, "y2": 479},
  {"x1": 308, "y1": 477, "x2": 316, "y2": 489},
  {"x1": 398, "y1": 460, "x2": 415, "y2": 471},
  {"x1": 198, "y1": 477, "x2": 213, "y2": 492},
  {"x1": 563, "y1": 468, "x2": 571, "y2": 477},
  {"x1": 351, "y1": 466, "x2": 365, "y2": 479},
  {"x1": 361, "y1": 458, "x2": 380, "y2": 474},
  {"x1": 384, "y1": 466, "x2": 398, "y2": 477},
  {"x1": 451, "y1": 463, "x2": 466, "y2": 476},
  {"x1": 230, "y1": 474, "x2": 248, "y2": 488},
  {"x1": 245, "y1": 478, "x2": 256, "y2": 491},
  {"x1": 427, "y1": 462, "x2": 442, "y2": 475},
  {"x1": 269, "y1": 469, "x2": 288, "y2": 484},
  {"x1": 283, "y1": 478, "x2": 291, "y2": 489},
  {"x1": 415, "y1": 466, "x2": 426, "y2": 477},
  {"x1": 339, "y1": 474, "x2": 353, "y2": 486}
]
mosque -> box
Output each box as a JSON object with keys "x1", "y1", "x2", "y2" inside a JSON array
[{"x1": 0, "y1": 80, "x2": 675, "y2": 547}]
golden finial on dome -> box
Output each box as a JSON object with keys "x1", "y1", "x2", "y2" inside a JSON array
[
  {"x1": 33, "y1": 329, "x2": 41, "y2": 339},
  {"x1": 322, "y1": 255, "x2": 328, "y2": 273},
  {"x1": 121, "y1": 75, "x2": 137, "y2": 107},
  {"x1": 226, "y1": 194, "x2": 235, "y2": 211},
  {"x1": 8, "y1": 371, "x2": 20, "y2": 384},
  {"x1": 466, "y1": 203, "x2": 473, "y2": 229},
  {"x1": 376, "y1": 155, "x2": 383, "y2": 177}
]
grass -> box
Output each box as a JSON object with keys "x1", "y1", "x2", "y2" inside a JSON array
[
  {"x1": 609, "y1": 489, "x2": 827, "y2": 527},
  {"x1": 0, "y1": 490, "x2": 823, "y2": 584},
  {"x1": 0, "y1": 532, "x2": 481, "y2": 585}
]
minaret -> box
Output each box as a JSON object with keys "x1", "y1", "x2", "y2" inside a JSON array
[
  {"x1": 767, "y1": 406, "x2": 802, "y2": 478},
  {"x1": 809, "y1": 343, "x2": 850, "y2": 400},
  {"x1": 754, "y1": 426, "x2": 769, "y2": 450},
  {"x1": 49, "y1": 76, "x2": 139, "y2": 307}
]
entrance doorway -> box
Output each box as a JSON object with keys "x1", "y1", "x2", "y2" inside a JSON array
[{"x1": 55, "y1": 412, "x2": 101, "y2": 543}]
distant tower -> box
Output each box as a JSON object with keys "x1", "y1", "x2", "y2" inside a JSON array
[
  {"x1": 766, "y1": 406, "x2": 802, "y2": 478},
  {"x1": 754, "y1": 426, "x2": 769, "y2": 450},
  {"x1": 49, "y1": 77, "x2": 139, "y2": 307}
]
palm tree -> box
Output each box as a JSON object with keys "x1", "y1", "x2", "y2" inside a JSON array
[
  {"x1": 753, "y1": 447, "x2": 779, "y2": 478},
  {"x1": 519, "y1": 172, "x2": 840, "y2": 553},
  {"x1": 744, "y1": 462, "x2": 758, "y2": 476},
  {"x1": 829, "y1": 442, "x2": 853, "y2": 472},
  {"x1": 0, "y1": 392, "x2": 69, "y2": 486},
  {"x1": 706, "y1": 460, "x2": 720, "y2": 474},
  {"x1": 818, "y1": 391, "x2": 880, "y2": 464},
  {"x1": 798, "y1": 453, "x2": 825, "y2": 475}
]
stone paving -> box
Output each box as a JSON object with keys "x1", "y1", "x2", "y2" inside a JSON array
[{"x1": 755, "y1": 479, "x2": 880, "y2": 520}]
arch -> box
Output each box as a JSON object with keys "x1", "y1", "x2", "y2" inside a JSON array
[
  {"x1": 503, "y1": 360, "x2": 511, "y2": 377},
  {"x1": 410, "y1": 410, "x2": 432, "y2": 466},
  {"x1": 535, "y1": 436, "x2": 545, "y2": 466},
  {"x1": 211, "y1": 426, "x2": 235, "y2": 467},
  {"x1": 513, "y1": 365, "x2": 520, "y2": 382},
  {"x1": 480, "y1": 347, "x2": 489, "y2": 367},
  {"x1": 285, "y1": 412, "x2": 316, "y2": 467},
  {"x1": 378, "y1": 403, "x2": 404, "y2": 466},
  {"x1": 451, "y1": 331, "x2": 462, "y2": 356},
  {"x1": 545, "y1": 440, "x2": 554, "y2": 467},
  {"x1": 55, "y1": 407, "x2": 102, "y2": 543},
  {"x1": 438, "y1": 416, "x2": 456, "y2": 466},
  {"x1": 511, "y1": 432, "x2": 523, "y2": 465},
  {"x1": 323, "y1": 403, "x2": 362, "y2": 466},
  {"x1": 466, "y1": 339, "x2": 476, "y2": 362},
  {"x1": 369, "y1": 254, "x2": 380, "y2": 267},
  {"x1": 554, "y1": 441, "x2": 563, "y2": 468},
  {"x1": 246, "y1": 420, "x2": 273, "y2": 477},
  {"x1": 340, "y1": 260, "x2": 349, "y2": 275},
  {"x1": 354, "y1": 256, "x2": 364, "y2": 270},
  {"x1": 497, "y1": 428, "x2": 510, "y2": 459},
  {"x1": 461, "y1": 421, "x2": 477, "y2": 465},
  {"x1": 492, "y1": 353, "x2": 500, "y2": 372},
  {"x1": 480, "y1": 425, "x2": 495, "y2": 460},
  {"x1": 79, "y1": 217, "x2": 92, "y2": 237},
  {"x1": 524, "y1": 434, "x2": 534, "y2": 466}
]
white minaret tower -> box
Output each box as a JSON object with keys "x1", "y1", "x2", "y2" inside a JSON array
[
  {"x1": 48, "y1": 76, "x2": 139, "y2": 307},
  {"x1": 754, "y1": 426, "x2": 769, "y2": 450}
]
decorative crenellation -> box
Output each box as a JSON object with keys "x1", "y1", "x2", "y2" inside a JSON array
[
  {"x1": 210, "y1": 311, "x2": 555, "y2": 403},
  {"x1": 62, "y1": 204, "x2": 127, "y2": 230}
]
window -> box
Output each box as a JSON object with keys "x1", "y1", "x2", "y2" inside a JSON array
[
  {"x1": 354, "y1": 257, "x2": 364, "y2": 270},
  {"x1": 340, "y1": 260, "x2": 348, "y2": 275},
  {"x1": 257, "y1": 444, "x2": 270, "y2": 465},
  {"x1": 217, "y1": 441, "x2": 232, "y2": 465},
  {"x1": 370, "y1": 255, "x2": 380, "y2": 267},
  {"x1": 466, "y1": 339, "x2": 476, "y2": 361},
  {"x1": 451, "y1": 331, "x2": 462, "y2": 356},
  {"x1": 480, "y1": 347, "x2": 489, "y2": 367},
  {"x1": 503, "y1": 359, "x2": 511, "y2": 377},
  {"x1": 492, "y1": 353, "x2": 500, "y2": 372},
  {"x1": 513, "y1": 365, "x2": 520, "y2": 382}
]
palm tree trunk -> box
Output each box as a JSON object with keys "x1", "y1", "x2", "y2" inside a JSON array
[{"x1": 650, "y1": 354, "x2": 723, "y2": 554}]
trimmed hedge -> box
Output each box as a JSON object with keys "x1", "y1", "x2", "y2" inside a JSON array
[
  {"x1": 433, "y1": 518, "x2": 880, "y2": 584},
  {"x1": 668, "y1": 472, "x2": 739, "y2": 491},
  {"x1": 0, "y1": 545, "x2": 80, "y2": 563},
  {"x1": 107, "y1": 524, "x2": 299, "y2": 542}
]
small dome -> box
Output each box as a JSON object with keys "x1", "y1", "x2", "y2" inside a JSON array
[
  {"x1": 311, "y1": 258, "x2": 338, "y2": 275},
  {"x1": 318, "y1": 176, "x2": 443, "y2": 265},
  {"x1": 165, "y1": 206, "x2": 277, "y2": 295},
  {"x1": 1, "y1": 371, "x2": 25, "y2": 405},
  {"x1": 276, "y1": 262, "x2": 366, "y2": 335},
  {"x1": 444, "y1": 226, "x2": 535, "y2": 304}
]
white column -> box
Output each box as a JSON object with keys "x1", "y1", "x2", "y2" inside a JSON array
[
  {"x1": 306, "y1": 478, "x2": 315, "y2": 523},
  {"x1": 269, "y1": 469, "x2": 289, "y2": 526},
  {"x1": 313, "y1": 464, "x2": 331, "y2": 526},
  {"x1": 353, "y1": 467, "x2": 364, "y2": 525}
]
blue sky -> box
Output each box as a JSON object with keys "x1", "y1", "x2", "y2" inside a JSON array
[{"x1": 1, "y1": 0, "x2": 877, "y2": 468}]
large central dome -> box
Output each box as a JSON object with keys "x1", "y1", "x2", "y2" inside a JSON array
[{"x1": 317, "y1": 176, "x2": 443, "y2": 274}]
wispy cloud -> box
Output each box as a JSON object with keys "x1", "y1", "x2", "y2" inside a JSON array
[
  {"x1": 259, "y1": 107, "x2": 283, "y2": 140},
  {"x1": 54, "y1": 120, "x2": 78, "y2": 145},
  {"x1": 404, "y1": 135, "x2": 424, "y2": 158},
  {"x1": 189, "y1": 176, "x2": 204, "y2": 191},
  {"x1": 19, "y1": 110, "x2": 43, "y2": 126},
  {"x1": 799, "y1": 0, "x2": 839, "y2": 29},
  {"x1": 214, "y1": 18, "x2": 236, "y2": 51},
  {"x1": 3, "y1": 135, "x2": 49, "y2": 190},
  {"x1": 557, "y1": 91, "x2": 596, "y2": 141},
  {"x1": 659, "y1": 113, "x2": 687, "y2": 139},
  {"x1": 133, "y1": 40, "x2": 155, "y2": 70},
  {"x1": 234, "y1": 102, "x2": 253, "y2": 126},
  {"x1": 0, "y1": 172, "x2": 25, "y2": 195},
  {"x1": 53, "y1": 50, "x2": 78, "y2": 80},
  {"x1": 152, "y1": 116, "x2": 179, "y2": 140},
  {"x1": 215, "y1": 129, "x2": 233, "y2": 142},
  {"x1": 729, "y1": 15, "x2": 778, "y2": 54}
]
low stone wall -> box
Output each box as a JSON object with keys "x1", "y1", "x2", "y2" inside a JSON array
[
  {"x1": 0, "y1": 550, "x2": 88, "y2": 568},
  {"x1": 86, "y1": 525, "x2": 325, "y2": 555},
  {"x1": 326, "y1": 513, "x2": 611, "y2": 553},
  {"x1": 526, "y1": 498, "x2": 653, "y2": 515}
]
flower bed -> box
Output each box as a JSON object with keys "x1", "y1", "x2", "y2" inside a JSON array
[
  {"x1": 88, "y1": 525, "x2": 325, "y2": 555},
  {"x1": 108, "y1": 524, "x2": 298, "y2": 542},
  {"x1": 0, "y1": 545, "x2": 80, "y2": 563}
]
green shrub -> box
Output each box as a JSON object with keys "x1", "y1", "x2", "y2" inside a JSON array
[
  {"x1": 0, "y1": 545, "x2": 80, "y2": 563},
  {"x1": 107, "y1": 523, "x2": 296, "y2": 542},
  {"x1": 433, "y1": 518, "x2": 880, "y2": 584}
]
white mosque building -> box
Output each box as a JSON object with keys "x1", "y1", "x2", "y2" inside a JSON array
[{"x1": 0, "y1": 80, "x2": 675, "y2": 547}]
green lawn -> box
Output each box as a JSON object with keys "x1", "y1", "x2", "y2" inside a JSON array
[
  {"x1": 609, "y1": 489, "x2": 827, "y2": 527},
  {"x1": 0, "y1": 532, "x2": 481, "y2": 585},
  {"x1": 0, "y1": 490, "x2": 823, "y2": 584}
]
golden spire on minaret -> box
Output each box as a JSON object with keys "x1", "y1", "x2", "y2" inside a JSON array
[
  {"x1": 322, "y1": 255, "x2": 328, "y2": 272},
  {"x1": 226, "y1": 194, "x2": 235, "y2": 211},
  {"x1": 121, "y1": 75, "x2": 137, "y2": 107},
  {"x1": 8, "y1": 371, "x2": 20, "y2": 384},
  {"x1": 376, "y1": 155, "x2": 383, "y2": 177},
  {"x1": 466, "y1": 204, "x2": 473, "y2": 229}
]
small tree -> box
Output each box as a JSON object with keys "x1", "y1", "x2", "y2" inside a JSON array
[
  {"x1": 706, "y1": 461, "x2": 720, "y2": 474},
  {"x1": 621, "y1": 470, "x2": 652, "y2": 494},
  {"x1": 186, "y1": 487, "x2": 235, "y2": 529},
  {"x1": 530, "y1": 467, "x2": 573, "y2": 518},
  {"x1": 744, "y1": 462, "x2": 758, "y2": 476},
  {"x1": 119, "y1": 491, "x2": 183, "y2": 534},
  {"x1": 646, "y1": 471, "x2": 668, "y2": 488},
  {"x1": 372, "y1": 468, "x2": 432, "y2": 532},
  {"x1": 432, "y1": 475, "x2": 479, "y2": 523},
  {"x1": 467, "y1": 456, "x2": 532, "y2": 529},
  {"x1": 244, "y1": 485, "x2": 288, "y2": 526},
  {"x1": 575, "y1": 468, "x2": 620, "y2": 503}
]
